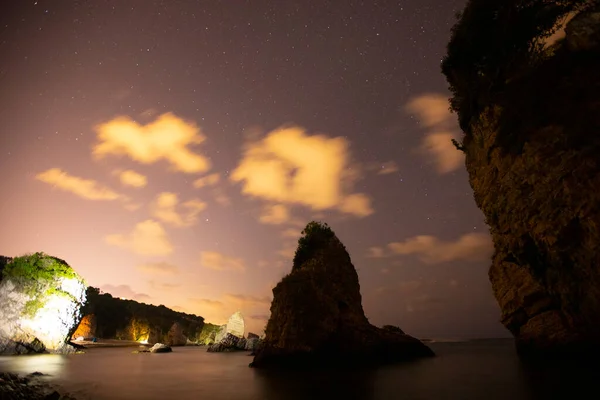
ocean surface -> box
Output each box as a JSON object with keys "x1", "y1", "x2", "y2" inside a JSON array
[{"x1": 1, "y1": 339, "x2": 599, "y2": 400}]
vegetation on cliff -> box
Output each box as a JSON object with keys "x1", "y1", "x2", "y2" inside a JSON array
[
  {"x1": 1, "y1": 253, "x2": 84, "y2": 318},
  {"x1": 442, "y1": 0, "x2": 592, "y2": 149},
  {"x1": 81, "y1": 287, "x2": 205, "y2": 343}
]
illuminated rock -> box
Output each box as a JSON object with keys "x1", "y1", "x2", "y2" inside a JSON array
[
  {"x1": 207, "y1": 333, "x2": 241, "y2": 352},
  {"x1": 166, "y1": 322, "x2": 187, "y2": 346},
  {"x1": 150, "y1": 343, "x2": 172, "y2": 353},
  {"x1": 226, "y1": 311, "x2": 245, "y2": 338},
  {"x1": 71, "y1": 314, "x2": 97, "y2": 339},
  {"x1": 250, "y1": 222, "x2": 434, "y2": 369},
  {"x1": 0, "y1": 253, "x2": 87, "y2": 354},
  {"x1": 214, "y1": 324, "x2": 227, "y2": 343}
]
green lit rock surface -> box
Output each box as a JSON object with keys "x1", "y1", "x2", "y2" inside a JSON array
[
  {"x1": 250, "y1": 222, "x2": 434, "y2": 369},
  {"x1": 0, "y1": 252, "x2": 87, "y2": 354}
]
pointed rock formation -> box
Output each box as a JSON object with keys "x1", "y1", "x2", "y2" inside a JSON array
[
  {"x1": 442, "y1": 1, "x2": 600, "y2": 357},
  {"x1": 250, "y1": 222, "x2": 434, "y2": 369}
]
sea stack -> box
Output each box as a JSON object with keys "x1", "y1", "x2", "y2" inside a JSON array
[
  {"x1": 250, "y1": 222, "x2": 434, "y2": 369},
  {"x1": 442, "y1": 2, "x2": 600, "y2": 357}
]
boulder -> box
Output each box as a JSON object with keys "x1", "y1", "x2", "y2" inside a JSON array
[
  {"x1": 236, "y1": 337, "x2": 247, "y2": 350},
  {"x1": 247, "y1": 332, "x2": 259, "y2": 340},
  {"x1": 207, "y1": 333, "x2": 242, "y2": 352},
  {"x1": 0, "y1": 253, "x2": 87, "y2": 355},
  {"x1": 441, "y1": 3, "x2": 600, "y2": 357},
  {"x1": 250, "y1": 222, "x2": 434, "y2": 369},
  {"x1": 245, "y1": 337, "x2": 260, "y2": 352},
  {"x1": 149, "y1": 343, "x2": 172, "y2": 353}
]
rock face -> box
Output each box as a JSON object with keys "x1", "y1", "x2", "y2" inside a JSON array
[
  {"x1": 250, "y1": 222, "x2": 434, "y2": 369},
  {"x1": 71, "y1": 314, "x2": 97, "y2": 339},
  {"x1": 226, "y1": 311, "x2": 245, "y2": 338},
  {"x1": 167, "y1": 322, "x2": 187, "y2": 346},
  {"x1": 0, "y1": 253, "x2": 87, "y2": 355},
  {"x1": 442, "y1": 3, "x2": 600, "y2": 357},
  {"x1": 207, "y1": 333, "x2": 242, "y2": 352}
]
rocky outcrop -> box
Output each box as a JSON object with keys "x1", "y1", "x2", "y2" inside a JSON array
[
  {"x1": 71, "y1": 314, "x2": 97, "y2": 340},
  {"x1": 250, "y1": 222, "x2": 434, "y2": 369},
  {"x1": 0, "y1": 253, "x2": 87, "y2": 355},
  {"x1": 207, "y1": 333, "x2": 242, "y2": 352},
  {"x1": 0, "y1": 372, "x2": 75, "y2": 400},
  {"x1": 443, "y1": 3, "x2": 600, "y2": 357},
  {"x1": 166, "y1": 322, "x2": 187, "y2": 346}
]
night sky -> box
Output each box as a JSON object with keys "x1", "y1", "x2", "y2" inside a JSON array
[{"x1": 0, "y1": 0, "x2": 508, "y2": 338}]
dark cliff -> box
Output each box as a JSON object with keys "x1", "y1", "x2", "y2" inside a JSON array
[
  {"x1": 79, "y1": 287, "x2": 205, "y2": 343},
  {"x1": 251, "y1": 222, "x2": 433, "y2": 369},
  {"x1": 442, "y1": 0, "x2": 600, "y2": 357}
]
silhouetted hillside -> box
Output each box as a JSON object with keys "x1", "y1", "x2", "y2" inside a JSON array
[{"x1": 81, "y1": 287, "x2": 205, "y2": 342}]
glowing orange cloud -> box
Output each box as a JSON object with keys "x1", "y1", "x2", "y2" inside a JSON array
[
  {"x1": 231, "y1": 126, "x2": 373, "y2": 217},
  {"x1": 105, "y1": 220, "x2": 174, "y2": 256},
  {"x1": 150, "y1": 192, "x2": 207, "y2": 227},
  {"x1": 93, "y1": 113, "x2": 211, "y2": 173},
  {"x1": 36, "y1": 168, "x2": 121, "y2": 201},
  {"x1": 405, "y1": 94, "x2": 464, "y2": 174}
]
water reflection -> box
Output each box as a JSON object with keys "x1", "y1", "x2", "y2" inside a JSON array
[
  {"x1": 254, "y1": 367, "x2": 377, "y2": 400},
  {"x1": 0, "y1": 354, "x2": 66, "y2": 377}
]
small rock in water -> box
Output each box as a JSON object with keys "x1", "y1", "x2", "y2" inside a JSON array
[{"x1": 150, "y1": 343, "x2": 172, "y2": 353}]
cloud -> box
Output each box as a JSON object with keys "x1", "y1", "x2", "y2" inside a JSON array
[
  {"x1": 248, "y1": 314, "x2": 269, "y2": 321},
  {"x1": 93, "y1": 112, "x2": 211, "y2": 173},
  {"x1": 224, "y1": 294, "x2": 271, "y2": 308},
  {"x1": 277, "y1": 243, "x2": 297, "y2": 259},
  {"x1": 137, "y1": 261, "x2": 180, "y2": 275},
  {"x1": 36, "y1": 168, "x2": 121, "y2": 200},
  {"x1": 339, "y1": 193, "x2": 374, "y2": 218},
  {"x1": 191, "y1": 298, "x2": 224, "y2": 308},
  {"x1": 231, "y1": 126, "x2": 373, "y2": 217},
  {"x1": 118, "y1": 169, "x2": 147, "y2": 188},
  {"x1": 377, "y1": 161, "x2": 399, "y2": 175},
  {"x1": 365, "y1": 161, "x2": 399, "y2": 175},
  {"x1": 105, "y1": 219, "x2": 174, "y2": 256},
  {"x1": 259, "y1": 204, "x2": 290, "y2": 225},
  {"x1": 150, "y1": 192, "x2": 207, "y2": 227},
  {"x1": 387, "y1": 233, "x2": 493, "y2": 264},
  {"x1": 101, "y1": 284, "x2": 151, "y2": 302},
  {"x1": 147, "y1": 280, "x2": 181, "y2": 291},
  {"x1": 367, "y1": 247, "x2": 386, "y2": 258},
  {"x1": 212, "y1": 187, "x2": 232, "y2": 206},
  {"x1": 281, "y1": 228, "x2": 300, "y2": 239},
  {"x1": 405, "y1": 94, "x2": 464, "y2": 174},
  {"x1": 193, "y1": 173, "x2": 221, "y2": 188},
  {"x1": 200, "y1": 251, "x2": 246, "y2": 272}
]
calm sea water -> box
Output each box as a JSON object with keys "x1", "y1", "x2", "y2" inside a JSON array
[{"x1": 0, "y1": 339, "x2": 598, "y2": 400}]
